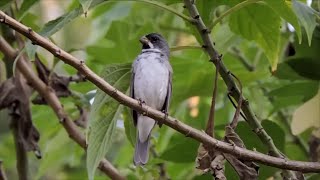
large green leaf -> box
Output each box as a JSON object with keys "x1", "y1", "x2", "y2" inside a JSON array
[
  {"x1": 229, "y1": 2, "x2": 280, "y2": 72},
  {"x1": 292, "y1": 0, "x2": 317, "y2": 46},
  {"x1": 236, "y1": 120, "x2": 285, "y2": 179},
  {"x1": 268, "y1": 81, "x2": 319, "y2": 100},
  {"x1": 286, "y1": 58, "x2": 320, "y2": 80},
  {"x1": 123, "y1": 107, "x2": 136, "y2": 146},
  {"x1": 17, "y1": 0, "x2": 39, "y2": 20},
  {"x1": 160, "y1": 134, "x2": 199, "y2": 163},
  {"x1": 86, "y1": 63, "x2": 131, "y2": 180},
  {"x1": 25, "y1": 0, "x2": 105, "y2": 59},
  {"x1": 264, "y1": 0, "x2": 302, "y2": 42}
]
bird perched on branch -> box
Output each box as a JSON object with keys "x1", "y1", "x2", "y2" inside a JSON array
[{"x1": 131, "y1": 33, "x2": 172, "y2": 165}]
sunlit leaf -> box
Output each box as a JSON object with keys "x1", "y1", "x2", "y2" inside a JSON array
[
  {"x1": 264, "y1": 0, "x2": 302, "y2": 43},
  {"x1": 292, "y1": 0, "x2": 317, "y2": 46},
  {"x1": 229, "y1": 2, "x2": 280, "y2": 72}
]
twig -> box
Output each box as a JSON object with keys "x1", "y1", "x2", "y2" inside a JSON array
[
  {"x1": 261, "y1": 87, "x2": 310, "y2": 157},
  {"x1": 229, "y1": 47, "x2": 255, "y2": 72},
  {"x1": 1, "y1": 11, "x2": 320, "y2": 172},
  {"x1": 229, "y1": 73, "x2": 243, "y2": 129},
  {"x1": 170, "y1": 45, "x2": 202, "y2": 52},
  {"x1": 120, "y1": 0, "x2": 194, "y2": 23},
  {"x1": 205, "y1": 61, "x2": 219, "y2": 137},
  {"x1": 183, "y1": 1, "x2": 299, "y2": 178},
  {"x1": 0, "y1": 37, "x2": 125, "y2": 180},
  {"x1": 150, "y1": 146, "x2": 169, "y2": 180},
  {"x1": 0, "y1": 161, "x2": 8, "y2": 180},
  {"x1": 208, "y1": 0, "x2": 261, "y2": 30},
  {"x1": 183, "y1": 0, "x2": 283, "y2": 159}
]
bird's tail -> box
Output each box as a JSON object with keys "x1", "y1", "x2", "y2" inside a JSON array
[
  {"x1": 134, "y1": 116, "x2": 155, "y2": 166},
  {"x1": 133, "y1": 134, "x2": 150, "y2": 166}
]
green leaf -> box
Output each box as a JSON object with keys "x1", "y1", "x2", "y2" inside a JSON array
[
  {"x1": 0, "y1": 0, "x2": 12, "y2": 10},
  {"x1": 286, "y1": 57, "x2": 320, "y2": 80},
  {"x1": 264, "y1": 0, "x2": 302, "y2": 43},
  {"x1": 25, "y1": 0, "x2": 104, "y2": 59},
  {"x1": 292, "y1": 0, "x2": 317, "y2": 46},
  {"x1": 123, "y1": 107, "x2": 136, "y2": 146},
  {"x1": 79, "y1": 0, "x2": 93, "y2": 15},
  {"x1": 235, "y1": 121, "x2": 284, "y2": 178},
  {"x1": 229, "y1": 2, "x2": 280, "y2": 72},
  {"x1": 261, "y1": 120, "x2": 285, "y2": 152},
  {"x1": 17, "y1": 0, "x2": 39, "y2": 20},
  {"x1": 268, "y1": 81, "x2": 319, "y2": 100},
  {"x1": 35, "y1": 129, "x2": 83, "y2": 180},
  {"x1": 86, "y1": 63, "x2": 131, "y2": 180},
  {"x1": 160, "y1": 134, "x2": 199, "y2": 163},
  {"x1": 285, "y1": 143, "x2": 308, "y2": 161}
]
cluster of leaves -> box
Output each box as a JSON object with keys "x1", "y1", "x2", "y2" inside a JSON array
[{"x1": 0, "y1": 0, "x2": 319, "y2": 179}]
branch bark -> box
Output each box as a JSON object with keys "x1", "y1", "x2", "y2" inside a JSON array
[
  {"x1": 1, "y1": 11, "x2": 320, "y2": 173},
  {"x1": 183, "y1": 1, "x2": 302, "y2": 178},
  {"x1": 0, "y1": 36, "x2": 125, "y2": 180}
]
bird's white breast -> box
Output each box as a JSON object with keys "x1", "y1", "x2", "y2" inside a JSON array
[{"x1": 134, "y1": 51, "x2": 169, "y2": 110}]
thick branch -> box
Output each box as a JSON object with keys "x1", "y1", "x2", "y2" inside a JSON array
[
  {"x1": 0, "y1": 37, "x2": 125, "y2": 180},
  {"x1": 183, "y1": 0, "x2": 284, "y2": 159},
  {"x1": 184, "y1": 1, "x2": 302, "y2": 178},
  {"x1": 1, "y1": 11, "x2": 320, "y2": 173}
]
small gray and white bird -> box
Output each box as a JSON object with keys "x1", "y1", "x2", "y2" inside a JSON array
[{"x1": 131, "y1": 33, "x2": 172, "y2": 165}]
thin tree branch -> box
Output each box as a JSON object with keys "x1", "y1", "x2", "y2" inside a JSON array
[
  {"x1": 229, "y1": 47, "x2": 255, "y2": 72},
  {"x1": 208, "y1": 0, "x2": 261, "y2": 30},
  {"x1": 0, "y1": 37, "x2": 125, "y2": 180},
  {"x1": 0, "y1": 161, "x2": 8, "y2": 180},
  {"x1": 183, "y1": 1, "x2": 300, "y2": 178},
  {"x1": 205, "y1": 62, "x2": 219, "y2": 137},
  {"x1": 120, "y1": 0, "x2": 194, "y2": 23},
  {"x1": 183, "y1": 0, "x2": 284, "y2": 158},
  {"x1": 1, "y1": 11, "x2": 320, "y2": 173},
  {"x1": 170, "y1": 45, "x2": 202, "y2": 52}
]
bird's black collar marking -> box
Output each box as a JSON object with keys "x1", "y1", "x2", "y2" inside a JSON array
[{"x1": 141, "y1": 49, "x2": 166, "y2": 57}]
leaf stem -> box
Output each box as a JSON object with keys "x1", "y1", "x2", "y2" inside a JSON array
[
  {"x1": 170, "y1": 45, "x2": 202, "y2": 52},
  {"x1": 120, "y1": 0, "x2": 195, "y2": 23},
  {"x1": 209, "y1": 0, "x2": 261, "y2": 29}
]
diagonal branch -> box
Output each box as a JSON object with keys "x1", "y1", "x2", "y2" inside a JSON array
[
  {"x1": 183, "y1": 0, "x2": 283, "y2": 160},
  {"x1": 0, "y1": 11, "x2": 320, "y2": 173},
  {"x1": 183, "y1": 0, "x2": 301, "y2": 178},
  {"x1": 0, "y1": 36, "x2": 125, "y2": 180}
]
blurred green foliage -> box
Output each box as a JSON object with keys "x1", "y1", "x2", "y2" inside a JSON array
[{"x1": 0, "y1": 0, "x2": 319, "y2": 179}]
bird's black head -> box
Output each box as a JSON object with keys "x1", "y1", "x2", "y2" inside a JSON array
[{"x1": 140, "y1": 33, "x2": 169, "y2": 57}]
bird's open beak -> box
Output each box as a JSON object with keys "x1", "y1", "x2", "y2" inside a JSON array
[
  {"x1": 139, "y1": 36, "x2": 149, "y2": 45},
  {"x1": 139, "y1": 36, "x2": 154, "y2": 48}
]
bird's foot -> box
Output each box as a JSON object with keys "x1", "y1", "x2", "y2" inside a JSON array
[
  {"x1": 137, "y1": 98, "x2": 145, "y2": 107},
  {"x1": 162, "y1": 110, "x2": 168, "y2": 120}
]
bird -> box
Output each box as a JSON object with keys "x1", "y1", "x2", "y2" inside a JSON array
[{"x1": 130, "y1": 33, "x2": 172, "y2": 165}]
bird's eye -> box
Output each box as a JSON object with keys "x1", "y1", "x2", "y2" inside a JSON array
[{"x1": 151, "y1": 36, "x2": 158, "y2": 42}]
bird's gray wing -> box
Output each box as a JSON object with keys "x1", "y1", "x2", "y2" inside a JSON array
[
  {"x1": 130, "y1": 68, "x2": 138, "y2": 127},
  {"x1": 161, "y1": 61, "x2": 173, "y2": 121}
]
